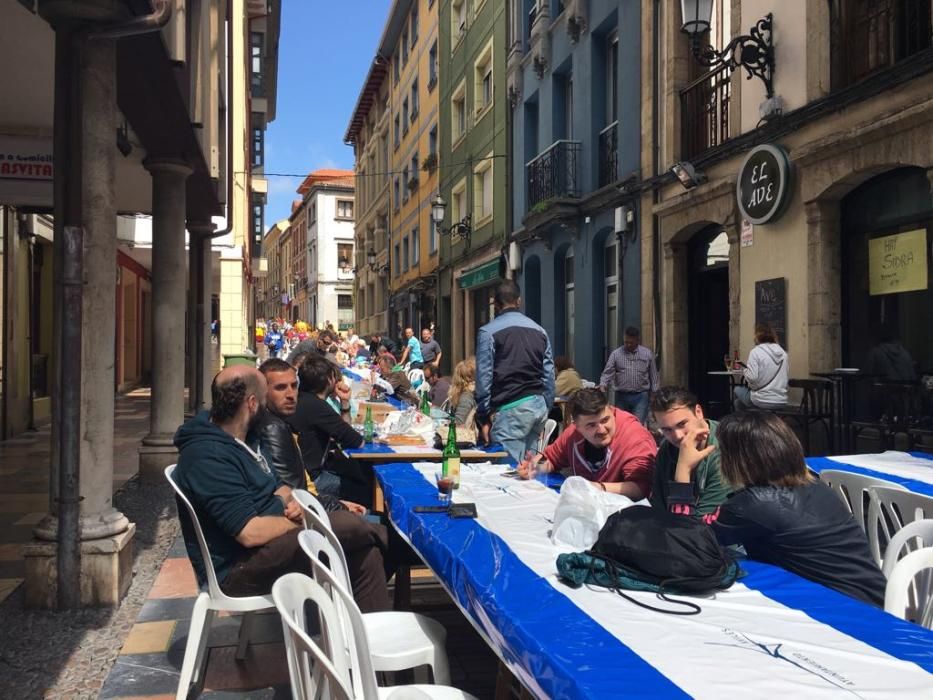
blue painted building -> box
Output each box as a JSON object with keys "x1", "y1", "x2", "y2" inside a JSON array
[{"x1": 506, "y1": 0, "x2": 641, "y2": 382}]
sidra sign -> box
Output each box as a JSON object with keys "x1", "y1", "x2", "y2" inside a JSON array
[{"x1": 736, "y1": 144, "x2": 791, "y2": 225}]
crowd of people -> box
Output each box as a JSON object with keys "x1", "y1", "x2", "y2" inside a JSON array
[{"x1": 171, "y1": 280, "x2": 885, "y2": 630}]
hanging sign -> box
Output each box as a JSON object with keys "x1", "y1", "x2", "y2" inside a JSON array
[
  {"x1": 736, "y1": 144, "x2": 792, "y2": 225},
  {"x1": 869, "y1": 229, "x2": 928, "y2": 296}
]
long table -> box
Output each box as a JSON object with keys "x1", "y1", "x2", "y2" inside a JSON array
[
  {"x1": 807, "y1": 451, "x2": 933, "y2": 497},
  {"x1": 345, "y1": 442, "x2": 509, "y2": 463},
  {"x1": 376, "y1": 461, "x2": 933, "y2": 699}
]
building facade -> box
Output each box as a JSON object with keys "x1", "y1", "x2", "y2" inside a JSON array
[
  {"x1": 436, "y1": 0, "x2": 509, "y2": 371},
  {"x1": 638, "y1": 0, "x2": 933, "y2": 418},
  {"x1": 383, "y1": 0, "x2": 441, "y2": 338},
  {"x1": 296, "y1": 170, "x2": 357, "y2": 330},
  {"x1": 508, "y1": 0, "x2": 643, "y2": 384},
  {"x1": 345, "y1": 60, "x2": 391, "y2": 337}
]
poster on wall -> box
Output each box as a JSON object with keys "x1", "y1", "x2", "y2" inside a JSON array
[
  {"x1": 755, "y1": 278, "x2": 787, "y2": 350},
  {"x1": 868, "y1": 229, "x2": 928, "y2": 296},
  {"x1": 0, "y1": 136, "x2": 53, "y2": 207}
]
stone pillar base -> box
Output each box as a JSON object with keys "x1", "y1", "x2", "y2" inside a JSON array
[
  {"x1": 139, "y1": 440, "x2": 179, "y2": 482},
  {"x1": 22, "y1": 524, "x2": 136, "y2": 609}
]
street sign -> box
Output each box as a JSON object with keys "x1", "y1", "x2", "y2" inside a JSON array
[{"x1": 736, "y1": 144, "x2": 791, "y2": 225}]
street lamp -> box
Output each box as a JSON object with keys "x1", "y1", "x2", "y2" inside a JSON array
[
  {"x1": 431, "y1": 194, "x2": 472, "y2": 244},
  {"x1": 679, "y1": 1, "x2": 774, "y2": 99}
]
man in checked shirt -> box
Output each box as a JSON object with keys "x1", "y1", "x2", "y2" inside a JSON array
[{"x1": 598, "y1": 327, "x2": 659, "y2": 425}]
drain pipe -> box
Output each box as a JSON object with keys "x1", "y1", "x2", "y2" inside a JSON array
[
  {"x1": 53, "y1": 0, "x2": 173, "y2": 610},
  {"x1": 651, "y1": 0, "x2": 663, "y2": 367}
]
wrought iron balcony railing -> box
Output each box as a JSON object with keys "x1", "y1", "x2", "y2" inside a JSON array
[
  {"x1": 526, "y1": 140, "x2": 582, "y2": 209},
  {"x1": 679, "y1": 64, "x2": 731, "y2": 160}
]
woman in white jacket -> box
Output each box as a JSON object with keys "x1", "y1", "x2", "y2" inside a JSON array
[{"x1": 734, "y1": 324, "x2": 788, "y2": 409}]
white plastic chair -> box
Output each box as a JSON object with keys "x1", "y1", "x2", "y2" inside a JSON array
[
  {"x1": 292, "y1": 489, "x2": 331, "y2": 529},
  {"x1": 165, "y1": 465, "x2": 275, "y2": 700},
  {"x1": 298, "y1": 529, "x2": 451, "y2": 685},
  {"x1": 885, "y1": 547, "x2": 933, "y2": 629},
  {"x1": 866, "y1": 487, "x2": 933, "y2": 568},
  {"x1": 408, "y1": 368, "x2": 425, "y2": 388},
  {"x1": 273, "y1": 572, "x2": 477, "y2": 699},
  {"x1": 882, "y1": 519, "x2": 933, "y2": 579},
  {"x1": 818, "y1": 469, "x2": 906, "y2": 535},
  {"x1": 538, "y1": 418, "x2": 558, "y2": 453}
]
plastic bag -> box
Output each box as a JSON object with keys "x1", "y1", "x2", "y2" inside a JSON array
[
  {"x1": 380, "y1": 408, "x2": 436, "y2": 445},
  {"x1": 550, "y1": 476, "x2": 638, "y2": 549}
]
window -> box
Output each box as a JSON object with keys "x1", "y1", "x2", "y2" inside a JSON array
[
  {"x1": 473, "y1": 156, "x2": 493, "y2": 223},
  {"x1": 452, "y1": 80, "x2": 466, "y2": 142},
  {"x1": 429, "y1": 219, "x2": 438, "y2": 255},
  {"x1": 403, "y1": 236, "x2": 410, "y2": 272},
  {"x1": 562, "y1": 73, "x2": 574, "y2": 139},
  {"x1": 451, "y1": 177, "x2": 467, "y2": 226},
  {"x1": 309, "y1": 202, "x2": 317, "y2": 224},
  {"x1": 250, "y1": 194, "x2": 264, "y2": 257},
  {"x1": 336, "y1": 200, "x2": 354, "y2": 219},
  {"x1": 337, "y1": 243, "x2": 353, "y2": 271},
  {"x1": 411, "y1": 227, "x2": 420, "y2": 265},
  {"x1": 402, "y1": 166, "x2": 409, "y2": 202},
  {"x1": 394, "y1": 54, "x2": 400, "y2": 84},
  {"x1": 410, "y1": 155, "x2": 418, "y2": 180},
  {"x1": 606, "y1": 33, "x2": 619, "y2": 125},
  {"x1": 428, "y1": 124, "x2": 438, "y2": 156},
  {"x1": 394, "y1": 178, "x2": 401, "y2": 210},
  {"x1": 411, "y1": 80, "x2": 419, "y2": 119},
  {"x1": 402, "y1": 98, "x2": 409, "y2": 135},
  {"x1": 410, "y1": 4, "x2": 418, "y2": 45},
  {"x1": 604, "y1": 240, "x2": 619, "y2": 361},
  {"x1": 394, "y1": 242, "x2": 400, "y2": 274},
  {"x1": 474, "y1": 40, "x2": 494, "y2": 116},
  {"x1": 394, "y1": 114, "x2": 400, "y2": 148},
  {"x1": 251, "y1": 125, "x2": 264, "y2": 169},
  {"x1": 452, "y1": 0, "x2": 466, "y2": 42},
  {"x1": 564, "y1": 250, "x2": 575, "y2": 360},
  {"x1": 429, "y1": 41, "x2": 438, "y2": 88},
  {"x1": 402, "y1": 29, "x2": 409, "y2": 64},
  {"x1": 250, "y1": 32, "x2": 264, "y2": 95}
]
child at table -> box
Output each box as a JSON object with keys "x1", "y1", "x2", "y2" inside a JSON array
[{"x1": 676, "y1": 410, "x2": 886, "y2": 607}]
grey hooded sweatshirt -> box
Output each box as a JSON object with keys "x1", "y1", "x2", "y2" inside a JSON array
[{"x1": 743, "y1": 342, "x2": 788, "y2": 406}]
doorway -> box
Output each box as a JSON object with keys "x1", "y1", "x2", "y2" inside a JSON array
[{"x1": 688, "y1": 227, "x2": 731, "y2": 417}]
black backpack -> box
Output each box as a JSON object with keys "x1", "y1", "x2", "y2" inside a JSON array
[{"x1": 557, "y1": 506, "x2": 741, "y2": 615}]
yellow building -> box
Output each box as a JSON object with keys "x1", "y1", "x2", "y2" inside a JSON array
[{"x1": 381, "y1": 0, "x2": 440, "y2": 336}]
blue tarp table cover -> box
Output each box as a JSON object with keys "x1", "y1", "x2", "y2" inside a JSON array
[
  {"x1": 376, "y1": 462, "x2": 933, "y2": 699},
  {"x1": 807, "y1": 451, "x2": 933, "y2": 497}
]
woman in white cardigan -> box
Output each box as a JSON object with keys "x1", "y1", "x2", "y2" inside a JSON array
[{"x1": 734, "y1": 324, "x2": 788, "y2": 409}]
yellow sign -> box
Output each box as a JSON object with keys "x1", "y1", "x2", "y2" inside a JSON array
[{"x1": 869, "y1": 229, "x2": 928, "y2": 296}]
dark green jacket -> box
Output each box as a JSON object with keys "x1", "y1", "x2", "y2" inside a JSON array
[
  {"x1": 649, "y1": 419, "x2": 732, "y2": 516},
  {"x1": 173, "y1": 412, "x2": 284, "y2": 585}
]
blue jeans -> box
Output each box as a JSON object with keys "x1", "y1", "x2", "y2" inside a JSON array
[
  {"x1": 491, "y1": 395, "x2": 548, "y2": 464},
  {"x1": 615, "y1": 391, "x2": 650, "y2": 424}
]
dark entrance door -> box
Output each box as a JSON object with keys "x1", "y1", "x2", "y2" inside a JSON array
[{"x1": 688, "y1": 228, "x2": 731, "y2": 418}]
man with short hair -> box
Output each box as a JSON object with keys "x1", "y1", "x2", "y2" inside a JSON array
[
  {"x1": 648, "y1": 386, "x2": 732, "y2": 517},
  {"x1": 422, "y1": 364, "x2": 450, "y2": 408},
  {"x1": 252, "y1": 358, "x2": 391, "y2": 611},
  {"x1": 475, "y1": 280, "x2": 555, "y2": 463},
  {"x1": 398, "y1": 327, "x2": 424, "y2": 369},
  {"x1": 517, "y1": 388, "x2": 655, "y2": 498},
  {"x1": 172, "y1": 365, "x2": 311, "y2": 599},
  {"x1": 265, "y1": 322, "x2": 285, "y2": 359},
  {"x1": 419, "y1": 328, "x2": 443, "y2": 369},
  {"x1": 375, "y1": 354, "x2": 417, "y2": 404},
  {"x1": 599, "y1": 327, "x2": 659, "y2": 425}
]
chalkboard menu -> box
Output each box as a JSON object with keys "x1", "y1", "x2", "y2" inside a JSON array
[{"x1": 755, "y1": 278, "x2": 787, "y2": 349}]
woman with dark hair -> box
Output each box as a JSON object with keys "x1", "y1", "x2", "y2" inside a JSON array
[
  {"x1": 554, "y1": 355, "x2": 583, "y2": 397},
  {"x1": 682, "y1": 411, "x2": 886, "y2": 606},
  {"x1": 733, "y1": 323, "x2": 788, "y2": 409}
]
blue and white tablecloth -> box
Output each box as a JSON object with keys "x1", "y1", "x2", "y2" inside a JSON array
[
  {"x1": 376, "y1": 462, "x2": 933, "y2": 699},
  {"x1": 807, "y1": 451, "x2": 933, "y2": 497}
]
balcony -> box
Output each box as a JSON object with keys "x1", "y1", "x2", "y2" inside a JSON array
[
  {"x1": 598, "y1": 121, "x2": 618, "y2": 188},
  {"x1": 526, "y1": 140, "x2": 582, "y2": 209},
  {"x1": 680, "y1": 64, "x2": 731, "y2": 160}
]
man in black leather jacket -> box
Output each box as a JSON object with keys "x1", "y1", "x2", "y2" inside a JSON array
[{"x1": 252, "y1": 358, "x2": 392, "y2": 612}]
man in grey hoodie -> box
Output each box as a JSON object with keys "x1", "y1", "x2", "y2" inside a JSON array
[{"x1": 734, "y1": 324, "x2": 788, "y2": 409}]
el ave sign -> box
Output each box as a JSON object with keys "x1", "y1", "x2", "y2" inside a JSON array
[{"x1": 736, "y1": 144, "x2": 792, "y2": 225}]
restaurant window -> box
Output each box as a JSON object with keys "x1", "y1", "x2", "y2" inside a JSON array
[{"x1": 831, "y1": 0, "x2": 932, "y2": 90}]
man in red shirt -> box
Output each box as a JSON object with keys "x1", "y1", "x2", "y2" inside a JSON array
[{"x1": 517, "y1": 388, "x2": 656, "y2": 499}]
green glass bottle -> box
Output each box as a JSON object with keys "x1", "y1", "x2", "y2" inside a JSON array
[
  {"x1": 420, "y1": 390, "x2": 431, "y2": 416},
  {"x1": 442, "y1": 418, "x2": 460, "y2": 489},
  {"x1": 363, "y1": 405, "x2": 374, "y2": 444}
]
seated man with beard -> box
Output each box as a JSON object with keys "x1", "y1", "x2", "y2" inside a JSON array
[{"x1": 251, "y1": 358, "x2": 391, "y2": 611}]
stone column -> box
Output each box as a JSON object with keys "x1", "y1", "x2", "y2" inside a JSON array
[
  {"x1": 25, "y1": 37, "x2": 134, "y2": 609},
  {"x1": 805, "y1": 199, "x2": 842, "y2": 373},
  {"x1": 187, "y1": 222, "x2": 215, "y2": 413},
  {"x1": 139, "y1": 159, "x2": 192, "y2": 481}
]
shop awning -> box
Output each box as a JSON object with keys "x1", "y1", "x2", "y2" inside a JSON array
[{"x1": 459, "y1": 258, "x2": 502, "y2": 290}]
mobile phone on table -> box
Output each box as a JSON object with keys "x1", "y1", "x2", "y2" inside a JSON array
[
  {"x1": 413, "y1": 505, "x2": 449, "y2": 513},
  {"x1": 448, "y1": 503, "x2": 478, "y2": 519}
]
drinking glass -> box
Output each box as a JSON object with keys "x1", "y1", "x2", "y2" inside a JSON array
[
  {"x1": 435, "y1": 472, "x2": 454, "y2": 504},
  {"x1": 723, "y1": 354, "x2": 733, "y2": 371}
]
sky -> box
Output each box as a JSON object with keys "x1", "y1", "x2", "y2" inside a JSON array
[{"x1": 264, "y1": 0, "x2": 392, "y2": 226}]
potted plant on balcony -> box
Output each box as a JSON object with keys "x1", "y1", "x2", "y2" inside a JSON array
[{"x1": 421, "y1": 152, "x2": 438, "y2": 173}]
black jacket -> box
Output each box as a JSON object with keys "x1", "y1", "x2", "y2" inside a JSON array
[
  {"x1": 285, "y1": 392, "x2": 364, "y2": 475},
  {"x1": 250, "y1": 409, "x2": 346, "y2": 511},
  {"x1": 712, "y1": 480, "x2": 886, "y2": 607}
]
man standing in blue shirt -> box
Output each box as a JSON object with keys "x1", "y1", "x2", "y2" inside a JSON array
[
  {"x1": 265, "y1": 322, "x2": 285, "y2": 359},
  {"x1": 398, "y1": 327, "x2": 424, "y2": 369},
  {"x1": 475, "y1": 281, "x2": 554, "y2": 463}
]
